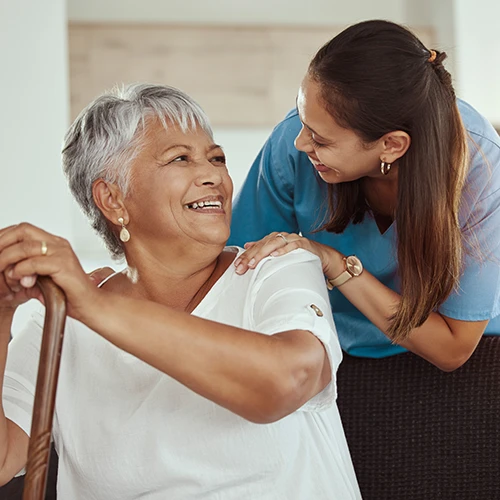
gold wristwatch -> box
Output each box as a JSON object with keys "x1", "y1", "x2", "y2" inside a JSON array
[{"x1": 326, "y1": 255, "x2": 363, "y2": 290}]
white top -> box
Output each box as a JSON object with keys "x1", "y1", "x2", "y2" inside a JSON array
[{"x1": 3, "y1": 248, "x2": 361, "y2": 499}]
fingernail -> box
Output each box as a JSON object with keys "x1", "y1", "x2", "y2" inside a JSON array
[
  {"x1": 235, "y1": 264, "x2": 245, "y2": 275},
  {"x1": 271, "y1": 251, "x2": 279, "y2": 257},
  {"x1": 21, "y1": 276, "x2": 36, "y2": 288},
  {"x1": 248, "y1": 259, "x2": 256, "y2": 268},
  {"x1": 234, "y1": 258, "x2": 241, "y2": 267},
  {"x1": 7, "y1": 269, "x2": 14, "y2": 278},
  {"x1": 5, "y1": 294, "x2": 13, "y2": 301}
]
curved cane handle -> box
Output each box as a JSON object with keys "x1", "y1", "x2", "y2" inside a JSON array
[{"x1": 23, "y1": 276, "x2": 67, "y2": 500}]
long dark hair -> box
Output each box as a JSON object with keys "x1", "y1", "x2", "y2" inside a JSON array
[{"x1": 308, "y1": 20, "x2": 468, "y2": 342}]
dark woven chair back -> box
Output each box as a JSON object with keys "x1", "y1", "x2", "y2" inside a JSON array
[{"x1": 337, "y1": 335, "x2": 500, "y2": 500}]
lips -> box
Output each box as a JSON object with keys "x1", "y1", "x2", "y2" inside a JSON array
[
  {"x1": 312, "y1": 163, "x2": 330, "y2": 173},
  {"x1": 307, "y1": 157, "x2": 330, "y2": 173}
]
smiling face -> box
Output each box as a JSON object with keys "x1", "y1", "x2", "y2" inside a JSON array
[
  {"x1": 295, "y1": 76, "x2": 383, "y2": 183},
  {"x1": 122, "y1": 118, "x2": 233, "y2": 254}
]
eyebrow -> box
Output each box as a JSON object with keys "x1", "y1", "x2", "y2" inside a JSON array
[{"x1": 159, "y1": 143, "x2": 223, "y2": 155}]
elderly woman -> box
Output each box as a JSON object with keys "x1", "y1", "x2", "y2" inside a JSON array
[{"x1": 0, "y1": 84, "x2": 360, "y2": 499}]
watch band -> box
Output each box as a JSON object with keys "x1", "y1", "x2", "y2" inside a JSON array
[{"x1": 327, "y1": 270, "x2": 352, "y2": 290}]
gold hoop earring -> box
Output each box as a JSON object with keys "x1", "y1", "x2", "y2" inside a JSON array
[
  {"x1": 118, "y1": 217, "x2": 130, "y2": 242},
  {"x1": 380, "y1": 161, "x2": 392, "y2": 176}
]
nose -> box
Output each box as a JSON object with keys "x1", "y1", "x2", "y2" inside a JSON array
[
  {"x1": 194, "y1": 160, "x2": 224, "y2": 187},
  {"x1": 294, "y1": 125, "x2": 312, "y2": 154}
]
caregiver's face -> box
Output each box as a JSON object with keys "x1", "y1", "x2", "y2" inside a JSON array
[
  {"x1": 125, "y1": 118, "x2": 233, "y2": 250},
  {"x1": 294, "y1": 76, "x2": 381, "y2": 183}
]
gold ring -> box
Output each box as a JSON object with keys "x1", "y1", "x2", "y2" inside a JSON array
[
  {"x1": 41, "y1": 241, "x2": 48, "y2": 256},
  {"x1": 276, "y1": 233, "x2": 289, "y2": 244}
]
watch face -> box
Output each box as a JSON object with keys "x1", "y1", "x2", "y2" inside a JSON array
[{"x1": 345, "y1": 255, "x2": 363, "y2": 277}]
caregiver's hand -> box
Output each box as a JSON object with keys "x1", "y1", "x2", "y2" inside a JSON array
[
  {"x1": 234, "y1": 231, "x2": 340, "y2": 277},
  {"x1": 0, "y1": 223, "x2": 102, "y2": 320}
]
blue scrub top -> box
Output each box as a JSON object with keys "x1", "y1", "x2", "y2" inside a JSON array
[{"x1": 229, "y1": 99, "x2": 500, "y2": 358}]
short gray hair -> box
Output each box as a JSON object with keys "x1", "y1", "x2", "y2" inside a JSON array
[{"x1": 62, "y1": 83, "x2": 213, "y2": 259}]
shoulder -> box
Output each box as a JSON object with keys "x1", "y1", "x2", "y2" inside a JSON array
[
  {"x1": 458, "y1": 99, "x2": 500, "y2": 151},
  {"x1": 254, "y1": 249, "x2": 324, "y2": 283},
  {"x1": 458, "y1": 99, "x2": 500, "y2": 213},
  {"x1": 267, "y1": 109, "x2": 303, "y2": 145}
]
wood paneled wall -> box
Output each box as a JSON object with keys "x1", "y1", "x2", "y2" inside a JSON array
[{"x1": 69, "y1": 23, "x2": 434, "y2": 126}]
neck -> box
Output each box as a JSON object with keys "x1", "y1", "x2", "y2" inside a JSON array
[
  {"x1": 363, "y1": 170, "x2": 399, "y2": 217},
  {"x1": 113, "y1": 242, "x2": 228, "y2": 311}
]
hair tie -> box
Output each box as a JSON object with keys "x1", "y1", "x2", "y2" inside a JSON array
[{"x1": 428, "y1": 49, "x2": 437, "y2": 63}]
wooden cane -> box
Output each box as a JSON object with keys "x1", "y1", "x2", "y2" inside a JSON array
[{"x1": 22, "y1": 276, "x2": 67, "y2": 500}]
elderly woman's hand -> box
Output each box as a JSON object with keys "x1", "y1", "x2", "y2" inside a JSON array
[
  {"x1": 0, "y1": 223, "x2": 101, "y2": 321},
  {"x1": 0, "y1": 267, "x2": 38, "y2": 313},
  {"x1": 234, "y1": 231, "x2": 340, "y2": 277}
]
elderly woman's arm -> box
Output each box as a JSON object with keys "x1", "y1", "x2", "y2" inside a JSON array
[
  {"x1": 80, "y1": 292, "x2": 331, "y2": 424},
  {"x1": 0, "y1": 311, "x2": 30, "y2": 485}
]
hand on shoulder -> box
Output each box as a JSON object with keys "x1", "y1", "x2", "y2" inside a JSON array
[{"x1": 233, "y1": 231, "x2": 337, "y2": 276}]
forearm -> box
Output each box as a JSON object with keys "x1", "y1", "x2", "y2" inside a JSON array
[
  {"x1": 0, "y1": 311, "x2": 14, "y2": 466},
  {"x1": 82, "y1": 292, "x2": 325, "y2": 423},
  {"x1": 324, "y1": 248, "x2": 483, "y2": 370},
  {"x1": 0, "y1": 311, "x2": 29, "y2": 485}
]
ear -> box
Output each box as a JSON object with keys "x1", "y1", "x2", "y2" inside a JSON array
[
  {"x1": 380, "y1": 131, "x2": 411, "y2": 164},
  {"x1": 92, "y1": 179, "x2": 128, "y2": 227}
]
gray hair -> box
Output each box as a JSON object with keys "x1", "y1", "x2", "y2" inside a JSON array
[{"x1": 62, "y1": 83, "x2": 213, "y2": 259}]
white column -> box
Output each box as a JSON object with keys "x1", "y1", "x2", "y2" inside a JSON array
[
  {"x1": 0, "y1": 0, "x2": 72, "y2": 236},
  {"x1": 453, "y1": 0, "x2": 500, "y2": 125},
  {"x1": 0, "y1": 0, "x2": 71, "y2": 335}
]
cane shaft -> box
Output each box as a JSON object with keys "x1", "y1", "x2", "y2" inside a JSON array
[{"x1": 23, "y1": 277, "x2": 66, "y2": 500}]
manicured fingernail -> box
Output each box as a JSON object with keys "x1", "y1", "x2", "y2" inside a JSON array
[
  {"x1": 7, "y1": 269, "x2": 14, "y2": 278},
  {"x1": 235, "y1": 264, "x2": 245, "y2": 274},
  {"x1": 234, "y1": 259, "x2": 241, "y2": 267},
  {"x1": 248, "y1": 259, "x2": 256, "y2": 268},
  {"x1": 271, "y1": 251, "x2": 279, "y2": 257}
]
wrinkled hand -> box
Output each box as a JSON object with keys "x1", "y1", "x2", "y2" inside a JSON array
[
  {"x1": 0, "y1": 264, "x2": 39, "y2": 312},
  {"x1": 233, "y1": 231, "x2": 338, "y2": 276},
  {"x1": 0, "y1": 223, "x2": 101, "y2": 320}
]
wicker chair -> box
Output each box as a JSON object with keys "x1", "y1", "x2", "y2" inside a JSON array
[{"x1": 337, "y1": 335, "x2": 500, "y2": 500}]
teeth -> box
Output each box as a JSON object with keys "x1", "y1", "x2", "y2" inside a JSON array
[{"x1": 187, "y1": 200, "x2": 222, "y2": 209}]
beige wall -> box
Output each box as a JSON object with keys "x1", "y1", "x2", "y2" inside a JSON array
[{"x1": 69, "y1": 23, "x2": 434, "y2": 127}]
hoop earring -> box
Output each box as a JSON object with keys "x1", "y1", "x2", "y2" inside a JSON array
[
  {"x1": 380, "y1": 161, "x2": 392, "y2": 176},
  {"x1": 118, "y1": 217, "x2": 130, "y2": 242}
]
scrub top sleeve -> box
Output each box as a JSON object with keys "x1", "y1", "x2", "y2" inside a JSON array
[
  {"x1": 440, "y1": 136, "x2": 500, "y2": 321},
  {"x1": 229, "y1": 112, "x2": 301, "y2": 246},
  {"x1": 250, "y1": 251, "x2": 343, "y2": 411}
]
